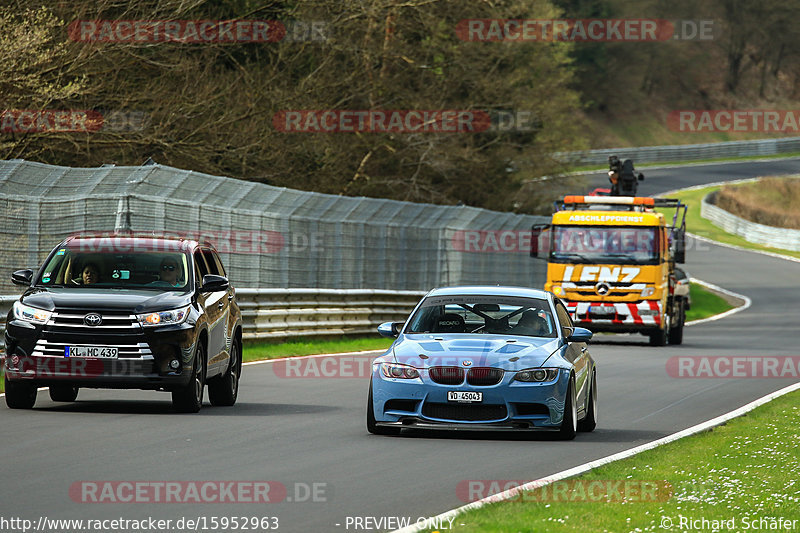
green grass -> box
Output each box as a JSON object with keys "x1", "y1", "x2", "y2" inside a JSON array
[
  {"x1": 242, "y1": 335, "x2": 392, "y2": 363},
  {"x1": 686, "y1": 283, "x2": 735, "y2": 322},
  {"x1": 661, "y1": 185, "x2": 800, "y2": 260},
  {"x1": 423, "y1": 389, "x2": 800, "y2": 533}
]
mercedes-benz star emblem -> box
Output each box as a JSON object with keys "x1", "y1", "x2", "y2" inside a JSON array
[
  {"x1": 595, "y1": 282, "x2": 610, "y2": 296},
  {"x1": 84, "y1": 313, "x2": 103, "y2": 326}
]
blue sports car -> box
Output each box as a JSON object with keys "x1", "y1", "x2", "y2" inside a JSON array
[{"x1": 367, "y1": 286, "x2": 597, "y2": 439}]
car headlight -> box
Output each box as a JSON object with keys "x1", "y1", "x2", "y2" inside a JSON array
[
  {"x1": 12, "y1": 302, "x2": 52, "y2": 324},
  {"x1": 137, "y1": 306, "x2": 190, "y2": 327},
  {"x1": 514, "y1": 368, "x2": 559, "y2": 382},
  {"x1": 380, "y1": 362, "x2": 420, "y2": 379},
  {"x1": 640, "y1": 286, "x2": 655, "y2": 297},
  {"x1": 552, "y1": 285, "x2": 563, "y2": 296}
]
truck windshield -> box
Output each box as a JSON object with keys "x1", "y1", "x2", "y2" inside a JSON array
[{"x1": 550, "y1": 225, "x2": 659, "y2": 265}]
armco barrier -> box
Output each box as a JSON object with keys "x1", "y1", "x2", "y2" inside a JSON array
[
  {"x1": 235, "y1": 288, "x2": 425, "y2": 339},
  {"x1": 701, "y1": 191, "x2": 800, "y2": 251},
  {"x1": 556, "y1": 137, "x2": 800, "y2": 166},
  {"x1": 0, "y1": 289, "x2": 426, "y2": 350}
]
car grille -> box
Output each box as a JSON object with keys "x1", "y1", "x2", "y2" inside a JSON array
[
  {"x1": 428, "y1": 366, "x2": 465, "y2": 385},
  {"x1": 422, "y1": 402, "x2": 508, "y2": 421},
  {"x1": 31, "y1": 339, "x2": 153, "y2": 359},
  {"x1": 466, "y1": 367, "x2": 504, "y2": 386},
  {"x1": 45, "y1": 312, "x2": 140, "y2": 333}
]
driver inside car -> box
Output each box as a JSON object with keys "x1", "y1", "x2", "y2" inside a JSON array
[{"x1": 510, "y1": 309, "x2": 550, "y2": 337}]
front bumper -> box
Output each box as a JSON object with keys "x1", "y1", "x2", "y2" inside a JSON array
[
  {"x1": 565, "y1": 300, "x2": 662, "y2": 333},
  {"x1": 4, "y1": 318, "x2": 196, "y2": 391},
  {"x1": 371, "y1": 367, "x2": 570, "y2": 430}
]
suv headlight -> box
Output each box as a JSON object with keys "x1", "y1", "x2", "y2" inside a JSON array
[
  {"x1": 13, "y1": 302, "x2": 52, "y2": 324},
  {"x1": 514, "y1": 368, "x2": 559, "y2": 382},
  {"x1": 380, "y1": 362, "x2": 420, "y2": 379},
  {"x1": 137, "y1": 305, "x2": 190, "y2": 327}
]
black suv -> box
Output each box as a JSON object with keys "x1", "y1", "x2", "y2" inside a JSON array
[{"x1": 4, "y1": 235, "x2": 242, "y2": 412}]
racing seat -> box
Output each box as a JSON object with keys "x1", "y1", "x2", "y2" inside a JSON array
[{"x1": 434, "y1": 313, "x2": 466, "y2": 333}]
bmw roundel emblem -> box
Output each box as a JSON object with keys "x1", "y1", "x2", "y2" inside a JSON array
[
  {"x1": 462, "y1": 360, "x2": 472, "y2": 366},
  {"x1": 84, "y1": 313, "x2": 103, "y2": 326}
]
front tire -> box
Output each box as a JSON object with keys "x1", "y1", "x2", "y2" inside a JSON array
[
  {"x1": 5, "y1": 375, "x2": 37, "y2": 409},
  {"x1": 172, "y1": 343, "x2": 206, "y2": 413},
  {"x1": 668, "y1": 300, "x2": 685, "y2": 345},
  {"x1": 557, "y1": 377, "x2": 577, "y2": 440},
  {"x1": 209, "y1": 338, "x2": 241, "y2": 407},
  {"x1": 49, "y1": 385, "x2": 79, "y2": 402},
  {"x1": 577, "y1": 371, "x2": 597, "y2": 432},
  {"x1": 367, "y1": 382, "x2": 401, "y2": 436}
]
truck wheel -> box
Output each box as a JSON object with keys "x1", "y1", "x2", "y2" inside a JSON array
[{"x1": 669, "y1": 300, "x2": 685, "y2": 345}]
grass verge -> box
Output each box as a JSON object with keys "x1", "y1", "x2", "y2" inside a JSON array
[
  {"x1": 685, "y1": 283, "x2": 735, "y2": 323},
  {"x1": 242, "y1": 335, "x2": 392, "y2": 363},
  {"x1": 661, "y1": 185, "x2": 800, "y2": 260},
  {"x1": 423, "y1": 388, "x2": 800, "y2": 533}
]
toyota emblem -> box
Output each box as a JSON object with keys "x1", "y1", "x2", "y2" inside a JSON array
[
  {"x1": 595, "y1": 282, "x2": 610, "y2": 296},
  {"x1": 84, "y1": 313, "x2": 103, "y2": 326}
]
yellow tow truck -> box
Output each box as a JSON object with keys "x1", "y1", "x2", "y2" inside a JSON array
[{"x1": 532, "y1": 195, "x2": 688, "y2": 346}]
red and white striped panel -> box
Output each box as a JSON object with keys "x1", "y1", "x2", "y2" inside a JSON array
[{"x1": 566, "y1": 300, "x2": 661, "y2": 326}]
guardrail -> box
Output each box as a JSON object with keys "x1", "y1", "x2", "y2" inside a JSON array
[
  {"x1": 0, "y1": 289, "x2": 426, "y2": 351},
  {"x1": 555, "y1": 137, "x2": 800, "y2": 166},
  {"x1": 701, "y1": 191, "x2": 800, "y2": 251}
]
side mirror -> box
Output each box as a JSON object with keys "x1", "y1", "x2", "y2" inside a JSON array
[
  {"x1": 638, "y1": 172, "x2": 645, "y2": 182},
  {"x1": 530, "y1": 224, "x2": 550, "y2": 258},
  {"x1": 378, "y1": 321, "x2": 404, "y2": 338},
  {"x1": 200, "y1": 274, "x2": 229, "y2": 292},
  {"x1": 12, "y1": 269, "x2": 33, "y2": 286},
  {"x1": 567, "y1": 327, "x2": 593, "y2": 343},
  {"x1": 673, "y1": 230, "x2": 686, "y2": 264}
]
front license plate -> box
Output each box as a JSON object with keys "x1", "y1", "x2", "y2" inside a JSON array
[
  {"x1": 448, "y1": 391, "x2": 483, "y2": 403},
  {"x1": 591, "y1": 306, "x2": 615, "y2": 315},
  {"x1": 67, "y1": 346, "x2": 118, "y2": 359}
]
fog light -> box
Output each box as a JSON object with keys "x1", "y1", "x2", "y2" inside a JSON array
[{"x1": 169, "y1": 359, "x2": 180, "y2": 370}]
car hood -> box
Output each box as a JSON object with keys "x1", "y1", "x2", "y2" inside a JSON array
[
  {"x1": 21, "y1": 287, "x2": 190, "y2": 313},
  {"x1": 391, "y1": 334, "x2": 561, "y2": 370}
]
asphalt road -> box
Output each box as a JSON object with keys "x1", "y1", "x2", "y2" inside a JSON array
[{"x1": 2, "y1": 159, "x2": 800, "y2": 533}]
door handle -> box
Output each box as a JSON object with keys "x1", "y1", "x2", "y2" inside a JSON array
[
  {"x1": 228, "y1": 294, "x2": 233, "y2": 301},
  {"x1": 581, "y1": 346, "x2": 587, "y2": 353},
  {"x1": 218, "y1": 302, "x2": 224, "y2": 310}
]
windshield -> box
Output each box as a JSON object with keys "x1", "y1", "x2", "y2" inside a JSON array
[
  {"x1": 405, "y1": 295, "x2": 557, "y2": 338},
  {"x1": 550, "y1": 225, "x2": 659, "y2": 265},
  {"x1": 37, "y1": 245, "x2": 191, "y2": 291}
]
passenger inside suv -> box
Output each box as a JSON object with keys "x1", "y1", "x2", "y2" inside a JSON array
[
  {"x1": 149, "y1": 256, "x2": 184, "y2": 288},
  {"x1": 71, "y1": 263, "x2": 100, "y2": 285}
]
